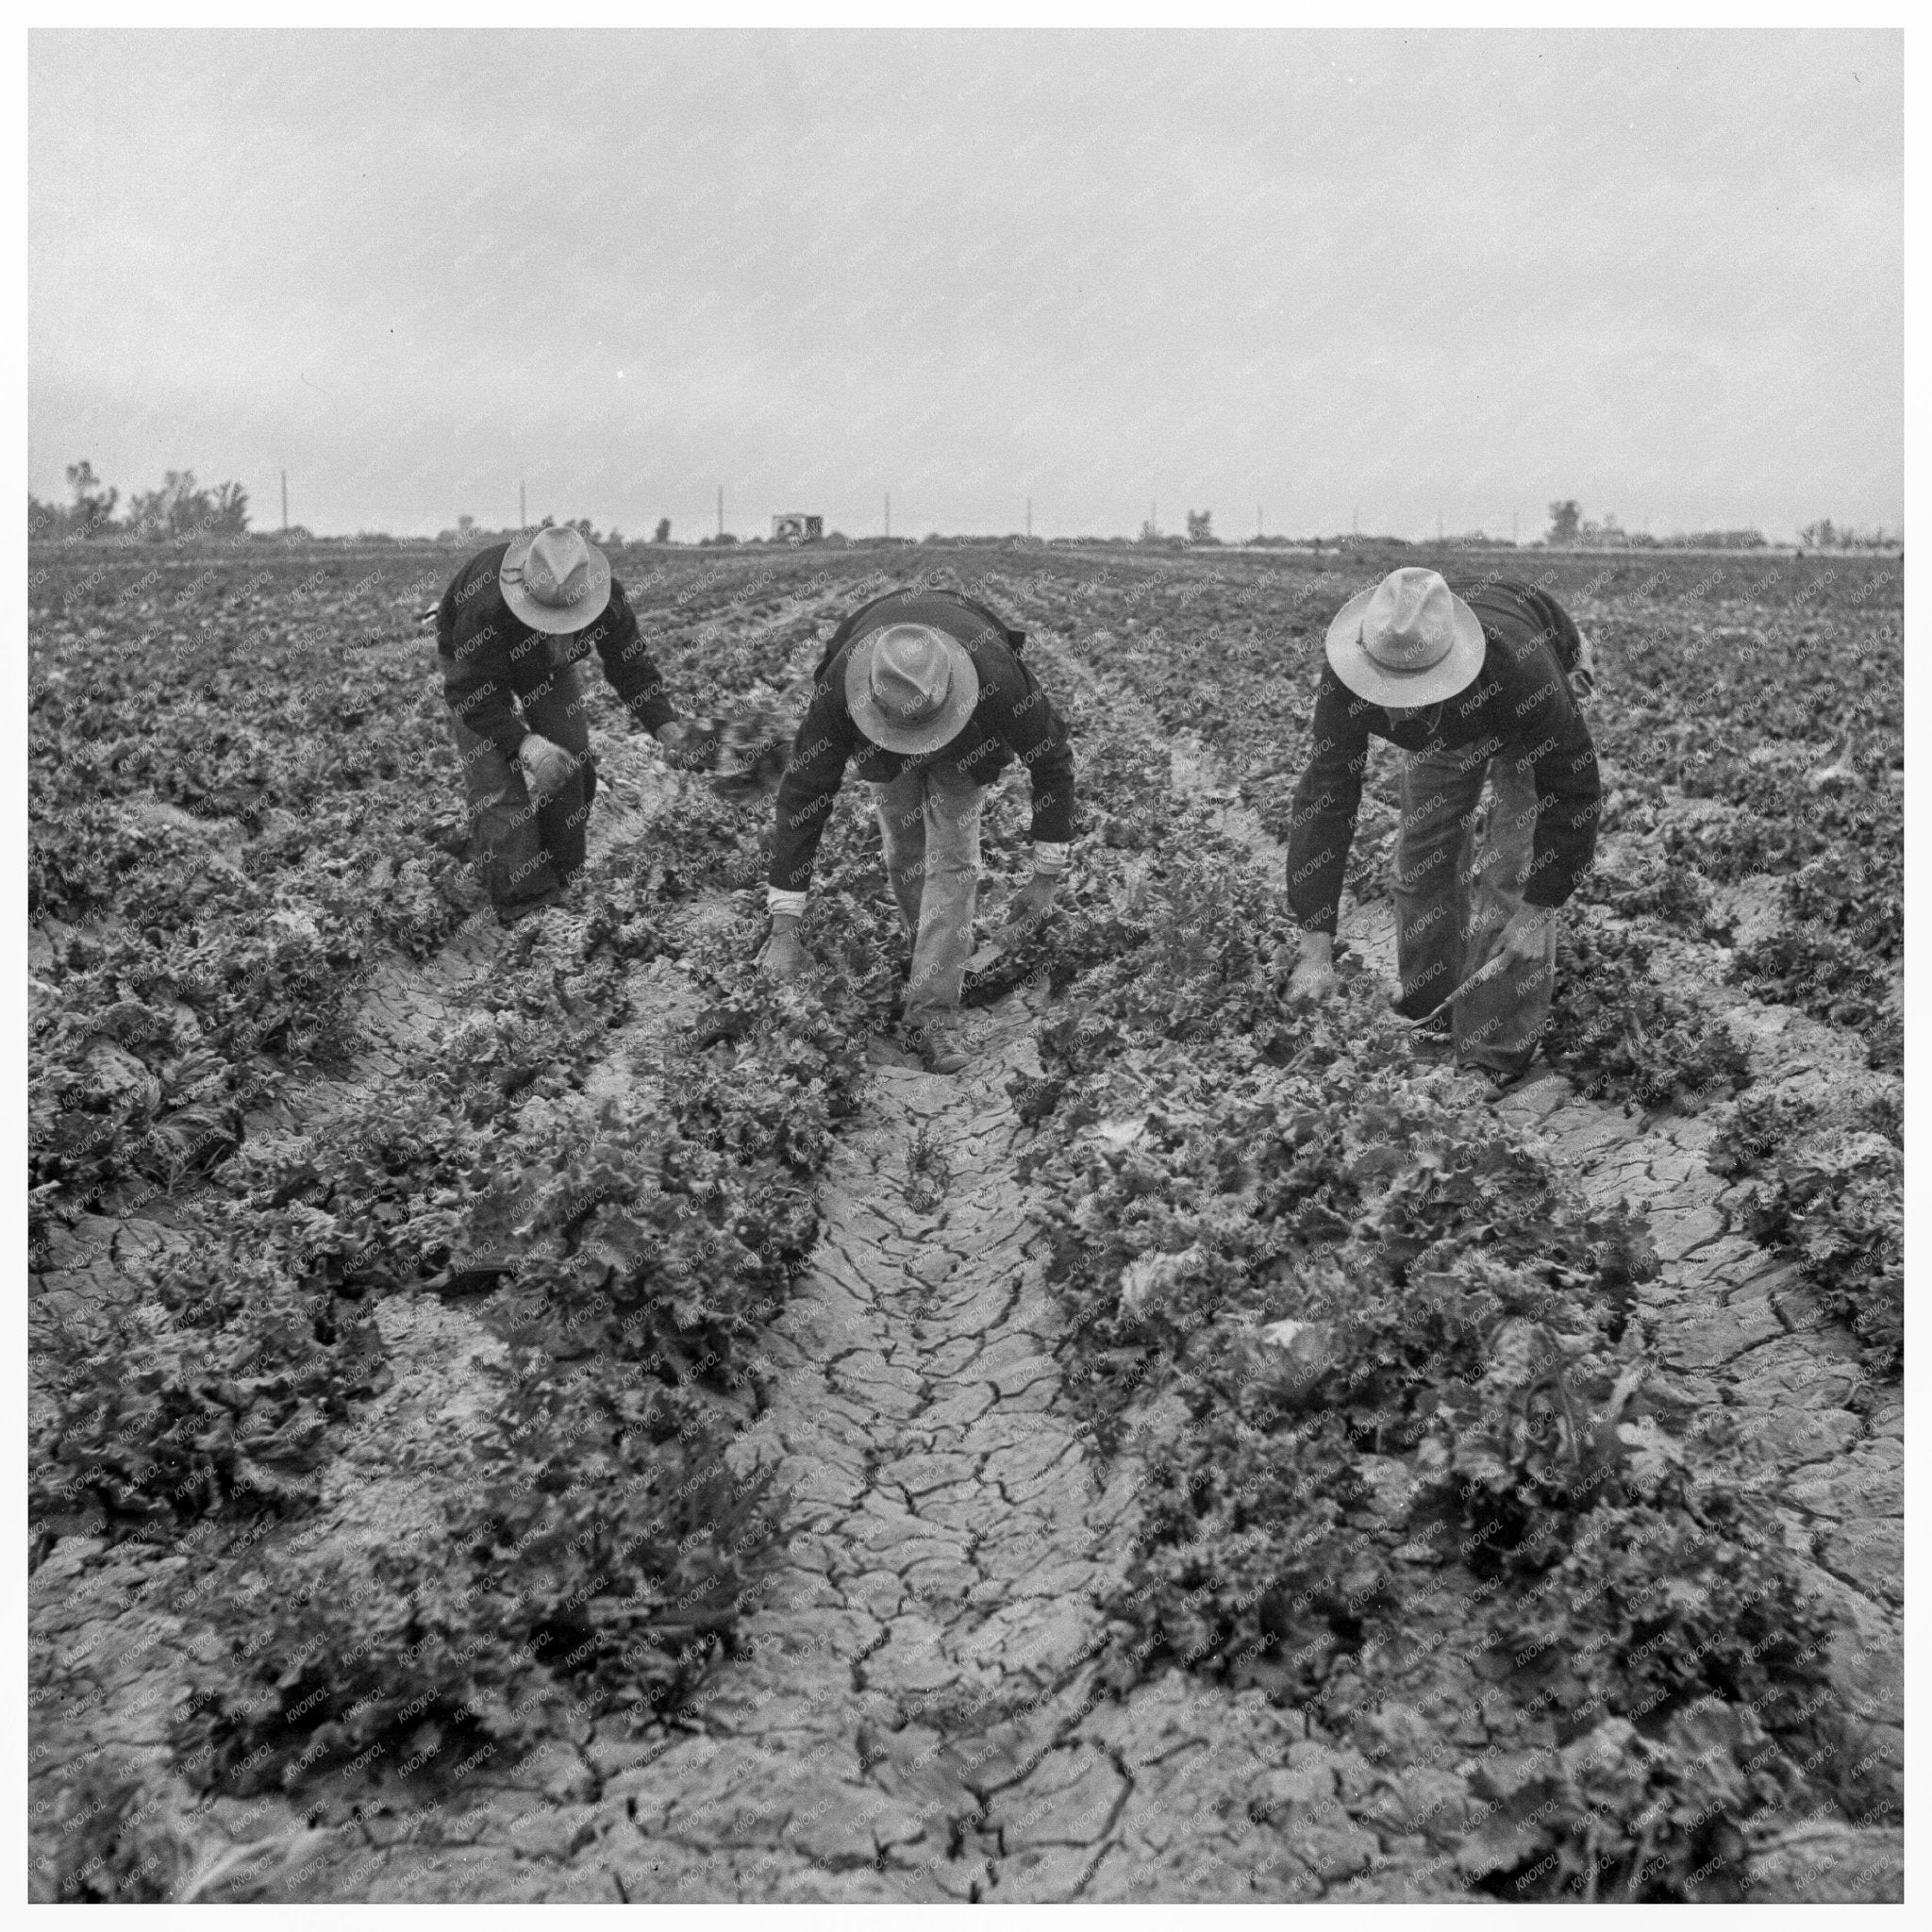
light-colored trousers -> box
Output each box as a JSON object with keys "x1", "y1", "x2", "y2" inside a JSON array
[
  {"x1": 1390, "y1": 743, "x2": 1557, "y2": 1075},
  {"x1": 871, "y1": 758, "x2": 990, "y2": 1025}
]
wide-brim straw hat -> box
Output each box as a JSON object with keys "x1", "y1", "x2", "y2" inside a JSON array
[
  {"x1": 500, "y1": 525, "x2": 613, "y2": 635},
  {"x1": 844, "y1": 621, "x2": 980, "y2": 755},
  {"x1": 1324, "y1": 565, "x2": 1487, "y2": 708}
]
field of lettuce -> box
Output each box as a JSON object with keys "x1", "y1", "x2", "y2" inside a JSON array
[{"x1": 28, "y1": 541, "x2": 1901, "y2": 1902}]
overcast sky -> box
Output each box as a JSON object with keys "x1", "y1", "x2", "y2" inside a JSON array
[{"x1": 30, "y1": 29, "x2": 1902, "y2": 542}]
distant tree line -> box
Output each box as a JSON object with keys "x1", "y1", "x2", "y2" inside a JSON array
[
  {"x1": 31, "y1": 464, "x2": 1890, "y2": 554},
  {"x1": 1796, "y1": 518, "x2": 1900, "y2": 552},
  {"x1": 29, "y1": 460, "x2": 251, "y2": 541},
  {"x1": 431, "y1": 512, "x2": 616, "y2": 548},
  {"x1": 1547, "y1": 500, "x2": 1766, "y2": 549},
  {"x1": 1547, "y1": 499, "x2": 1896, "y2": 551}
]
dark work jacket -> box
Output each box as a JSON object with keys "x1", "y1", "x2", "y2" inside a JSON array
[
  {"x1": 1283, "y1": 575, "x2": 1601, "y2": 933},
  {"x1": 436, "y1": 541, "x2": 676, "y2": 758},
  {"x1": 769, "y1": 589, "x2": 1076, "y2": 891}
]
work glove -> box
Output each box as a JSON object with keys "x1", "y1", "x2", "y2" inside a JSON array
[
  {"x1": 758, "y1": 920, "x2": 811, "y2": 983},
  {"x1": 1491, "y1": 903, "x2": 1557, "y2": 970},
  {"x1": 1569, "y1": 630, "x2": 1598, "y2": 704},
  {"x1": 1288, "y1": 955, "x2": 1341, "y2": 1004},
  {"x1": 994, "y1": 874, "x2": 1058, "y2": 942},
  {"x1": 519, "y1": 732, "x2": 579, "y2": 804},
  {"x1": 1279, "y1": 931, "x2": 1341, "y2": 1004},
  {"x1": 655, "y1": 718, "x2": 719, "y2": 772}
]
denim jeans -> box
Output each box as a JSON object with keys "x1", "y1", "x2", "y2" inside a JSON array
[
  {"x1": 447, "y1": 658, "x2": 596, "y2": 917},
  {"x1": 1390, "y1": 742, "x2": 1557, "y2": 1074},
  {"x1": 871, "y1": 758, "x2": 989, "y2": 1025}
]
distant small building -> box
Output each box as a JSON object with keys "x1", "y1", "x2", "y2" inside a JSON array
[{"x1": 772, "y1": 513, "x2": 824, "y2": 543}]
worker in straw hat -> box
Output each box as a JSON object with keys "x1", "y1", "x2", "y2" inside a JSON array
[
  {"x1": 435, "y1": 525, "x2": 713, "y2": 924},
  {"x1": 1279, "y1": 565, "x2": 1601, "y2": 1083},
  {"x1": 759, "y1": 582, "x2": 1075, "y2": 1074}
]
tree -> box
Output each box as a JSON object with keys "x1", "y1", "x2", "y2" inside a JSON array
[
  {"x1": 1186, "y1": 508, "x2": 1214, "y2": 544},
  {"x1": 66, "y1": 459, "x2": 118, "y2": 537},
  {"x1": 128, "y1": 471, "x2": 210, "y2": 541},
  {"x1": 210, "y1": 479, "x2": 249, "y2": 535},
  {"x1": 1799, "y1": 519, "x2": 1837, "y2": 550},
  {"x1": 1547, "y1": 500, "x2": 1581, "y2": 544},
  {"x1": 653, "y1": 518, "x2": 671, "y2": 544}
]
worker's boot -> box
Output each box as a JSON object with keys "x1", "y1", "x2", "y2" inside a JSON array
[
  {"x1": 906, "y1": 1015, "x2": 971, "y2": 1075},
  {"x1": 495, "y1": 886, "x2": 565, "y2": 929}
]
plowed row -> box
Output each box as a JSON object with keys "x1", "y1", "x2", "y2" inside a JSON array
[{"x1": 28, "y1": 543, "x2": 1900, "y2": 1901}]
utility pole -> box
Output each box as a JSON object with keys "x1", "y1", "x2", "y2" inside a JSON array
[
  {"x1": 1438, "y1": 510, "x2": 1444, "y2": 542},
  {"x1": 1512, "y1": 509, "x2": 1519, "y2": 545},
  {"x1": 1150, "y1": 500, "x2": 1157, "y2": 536},
  {"x1": 520, "y1": 481, "x2": 526, "y2": 528},
  {"x1": 1025, "y1": 496, "x2": 1032, "y2": 539},
  {"x1": 885, "y1": 491, "x2": 891, "y2": 539},
  {"x1": 717, "y1": 486, "x2": 724, "y2": 539},
  {"x1": 1257, "y1": 504, "x2": 1263, "y2": 541},
  {"x1": 280, "y1": 470, "x2": 288, "y2": 534},
  {"x1": 1353, "y1": 505, "x2": 1359, "y2": 540}
]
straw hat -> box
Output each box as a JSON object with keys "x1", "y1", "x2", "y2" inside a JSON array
[
  {"x1": 1324, "y1": 566, "x2": 1487, "y2": 708},
  {"x1": 843, "y1": 622, "x2": 980, "y2": 755},
  {"x1": 499, "y1": 526, "x2": 612, "y2": 634}
]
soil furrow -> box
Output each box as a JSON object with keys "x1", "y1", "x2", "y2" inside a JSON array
[
  {"x1": 31, "y1": 567, "x2": 1901, "y2": 1903},
  {"x1": 265, "y1": 971, "x2": 1324, "y2": 1901},
  {"x1": 1053, "y1": 633, "x2": 1904, "y2": 1804}
]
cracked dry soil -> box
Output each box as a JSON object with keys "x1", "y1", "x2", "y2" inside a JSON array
[
  {"x1": 242, "y1": 997, "x2": 1337, "y2": 1903},
  {"x1": 30, "y1": 691, "x2": 1317, "y2": 1905},
  {"x1": 570, "y1": 1007, "x2": 1372, "y2": 1906},
  {"x1": 291, "y1": 716, "x2": 1899, "y2": 1903},
  {"x1": 1152, "y1": 706, "x2": 1904, "y2": 1868},
  {"x1": 30, "y1": 625, "x2": 1903, "y2": 1904}
]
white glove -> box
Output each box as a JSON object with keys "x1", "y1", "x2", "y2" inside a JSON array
[
  {"x1": 1570, "y1": 631, "x2": 1598, "y2": 702},
  {"x1": 519, "y1": 733, "x2": 578, "y2": 803},
  {"x1": 1282, "y1": 930, "x2": 1341, "y2": 1003}
]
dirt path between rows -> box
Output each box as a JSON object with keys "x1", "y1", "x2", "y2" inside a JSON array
[
  {"x1": 395, "y1": 629, "x2": 1892, "y2": 1906},
  {"x1": 31, "y1": 605, "x2": 1902, "y2": 1904},
  {"x1": 1139, "y1": 676, "x2": 1903, "y2": 1893},
  {"x1": 246, "y1": 982, "x2": 1349, "y2": 1903},
  {"x1": 35, "y1": 593, "x2": 1316, "y2": 1903}
]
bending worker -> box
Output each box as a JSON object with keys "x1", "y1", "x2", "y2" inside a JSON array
[
  {"x1": 436, "y1": 525, "x2": 710, "y2": 924},
  {"x1": 759, "y1": 581, "x2": 1075, "y2": 1074},
  {"x1": 1282, "y1": 565, "x2": 1601, "y2": 1083}
]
